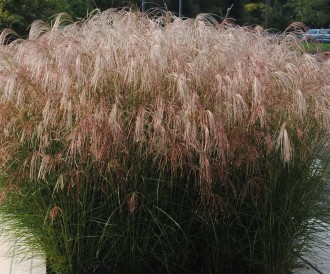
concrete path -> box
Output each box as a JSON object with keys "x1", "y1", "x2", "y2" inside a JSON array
[
  {"x1": 293, "y1": 228, "x2": 330, "y2": 274},
  {"x1": 294, "y1": 255, "x2": 330, "y2": 274},
  {"x1": 0, "y1": 234, "x2": 45, "y2": 274}
]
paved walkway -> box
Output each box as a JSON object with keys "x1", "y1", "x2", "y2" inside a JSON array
[
  {"x1": 294, "y1": 255, "x2": 330, "y2": 274},
  {"x1": 0, "y1": 234, "x2": 45, "y2": 274},
  {"x1": 293, "y1": 228, "x2": 330, "y2": 274}
]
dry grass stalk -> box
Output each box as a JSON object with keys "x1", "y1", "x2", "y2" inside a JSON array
[{"x1": 0, "y1": 9, "x2": 329, "y2": 198}]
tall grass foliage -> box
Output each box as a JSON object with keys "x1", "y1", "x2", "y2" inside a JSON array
[{"x1": 0, "y1": 9, "x2": 330, "y2": 274}]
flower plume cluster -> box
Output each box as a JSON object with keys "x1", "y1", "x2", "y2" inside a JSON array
[{"x1": 0, "y1": 9, "x2": 329, "y2": 196}]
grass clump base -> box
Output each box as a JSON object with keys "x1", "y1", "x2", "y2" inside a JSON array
[{"x1": 0, "y1": 9, "x2": 330, "y2": 274}]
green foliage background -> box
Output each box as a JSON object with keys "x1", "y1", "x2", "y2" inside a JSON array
[{"x1": 0, "y1": 0, "x2": 329, "y2": 35}]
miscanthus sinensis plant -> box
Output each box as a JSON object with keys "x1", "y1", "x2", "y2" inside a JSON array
[{"x1": 0, "y1": 9, "x2": 330, "y2": 274}]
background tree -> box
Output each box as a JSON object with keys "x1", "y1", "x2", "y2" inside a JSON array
[
  {"x1": 242, "y1": 0, "x2": 293, "y2": 30},
  {"x1": 0, "y1": 0, "x2": 64, "y2": 34},
  {"x1": 287, "y1": 0, "x2": 330, "y2": 28},
  {"x1": 0, "y1": 0, "x2": 330, "y2": 35},
  {"x1": 0, "y1": 0, "x2": 93, "y2": 35},
  {"x1": 242, "y1": 2, "x2": 266, "y2": 26},
  {"x1": 241, "y1": 0, "x2": 330, "y2": 30},
  {"x1": 269, "y1": 0, "x2": 293, "y2": 30},
  {"x1": 67, "y1": 0, "x2": 94, "y2": 19},
  {"x1": 92, "y1": 0, "x2": 127, "y2": 10}
]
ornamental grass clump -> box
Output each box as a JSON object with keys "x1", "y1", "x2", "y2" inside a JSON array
[{"x1": 0, "y1": 9, "x2": 330, "y2": 274}]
